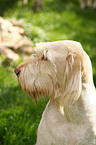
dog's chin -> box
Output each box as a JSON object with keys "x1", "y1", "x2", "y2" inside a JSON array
[
  {"x1": 25, "y1": 88, "x2": 50, "y2": 101},
  {"x1": 18, "y1": 78, "x2": 52, "y2": 100},
  {"x1": 27, "y1": 90, "x2": 39, "y2": 100}
]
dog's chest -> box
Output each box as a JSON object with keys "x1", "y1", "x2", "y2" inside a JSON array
[
  {"x1": 42, "y1": 101, "x2": 96, "y2": 145},
  {"x1": 50, "y1": 121, "x2": 90, "y2": 144}
]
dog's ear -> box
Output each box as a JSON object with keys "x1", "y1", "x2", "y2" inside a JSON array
[
  {"x1": 66, "y1": 52, "x2": 82, "y2": 73},
  {"x1": 59, "y1": 52, "x2": 83, "y2": 120},
  {"x1": 60, "y1": 52, "x2": 83, "y2": 107},
  {"x1": 66, "y1": 52, "x2": 83, "y2": 102}
]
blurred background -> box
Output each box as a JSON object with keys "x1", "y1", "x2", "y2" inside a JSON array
[{"x1": 0, "y1": 0, "x2": 96, "y2": 144}]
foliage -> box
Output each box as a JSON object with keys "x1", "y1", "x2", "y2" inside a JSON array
[{"x1": 0, "y1": 0, "x2": 96, "y2": 144}]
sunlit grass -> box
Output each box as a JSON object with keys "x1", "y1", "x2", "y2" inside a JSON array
[{"x1": 0, "y1": 64, "x2": 49, "y2": 145}]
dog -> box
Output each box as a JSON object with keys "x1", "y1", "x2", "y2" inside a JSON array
[
  {"x1": 15, "y1": 40, "x2": 96, "y2": 145},
  {"x1": 79, "y1": 0, "x2": 96, "y2": 8}
]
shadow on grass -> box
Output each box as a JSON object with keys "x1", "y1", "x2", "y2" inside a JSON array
[{"x1": 0, "y1": 0, "x2": 20, "y2": 15}]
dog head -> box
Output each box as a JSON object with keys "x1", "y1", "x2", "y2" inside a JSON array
[{"x1": 15, "y1": 41, "x2": 94, "y2": 108}]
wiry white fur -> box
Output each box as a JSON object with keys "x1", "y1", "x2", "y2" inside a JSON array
[{"x1": 16, "y1": 40, "x2": 96, "y2": 145}]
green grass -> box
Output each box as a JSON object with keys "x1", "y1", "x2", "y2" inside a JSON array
[
  {"x1": 0, "y1": 65, "x2": 48, "y2": 145},
  {"x1": 0, "y1": 0, "x2": 96, "y2": 144}
]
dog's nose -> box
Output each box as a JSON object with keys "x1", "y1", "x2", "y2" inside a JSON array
[{"x1": 14, "y1": 68, "x2": 21, "y2": 76}]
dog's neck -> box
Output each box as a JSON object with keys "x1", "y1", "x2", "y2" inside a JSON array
[
  {"x1": 54, "y1": 82, "x2": 96, "y2": 125},
  {"x1": 59, "y1": 97, "x2": 85, "y2": 124}
]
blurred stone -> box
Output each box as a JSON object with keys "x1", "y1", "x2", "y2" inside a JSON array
[
  {"x1": 14, "y1": 39, "x2": 32, "y2": 49},
  {"x1": 0, "y1": 32, "x2": 22, "y2": 47},
  {"x1": 0, "y1": 45, "x2": 19, "y2": 61},
  {"x1": 14, "y1": 39, "x2": 33, "y2": 54},
  {"x1": 14, "y1": 26, "x2": 25, "y2": 35},
  {"x1": 0, "y1": 17, "x2": 13, "y2": 33},
  {"x1": 11, "y1": 20, "x2": 23, "y2": 27},
  {"x1": 18, "y1": 46, "x2": 33, "y2": 54},
  {"x1": 0, "y1": 17, "x2": 33, "y2": 59}
]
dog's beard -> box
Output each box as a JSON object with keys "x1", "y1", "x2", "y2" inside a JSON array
[{"x1": 18, "y1": 62, "x2": 58, "y2": 100}]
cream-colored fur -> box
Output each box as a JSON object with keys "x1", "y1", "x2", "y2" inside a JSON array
[{"x1": 15, "y1": 40, "x2": 96, "y2": 145}]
